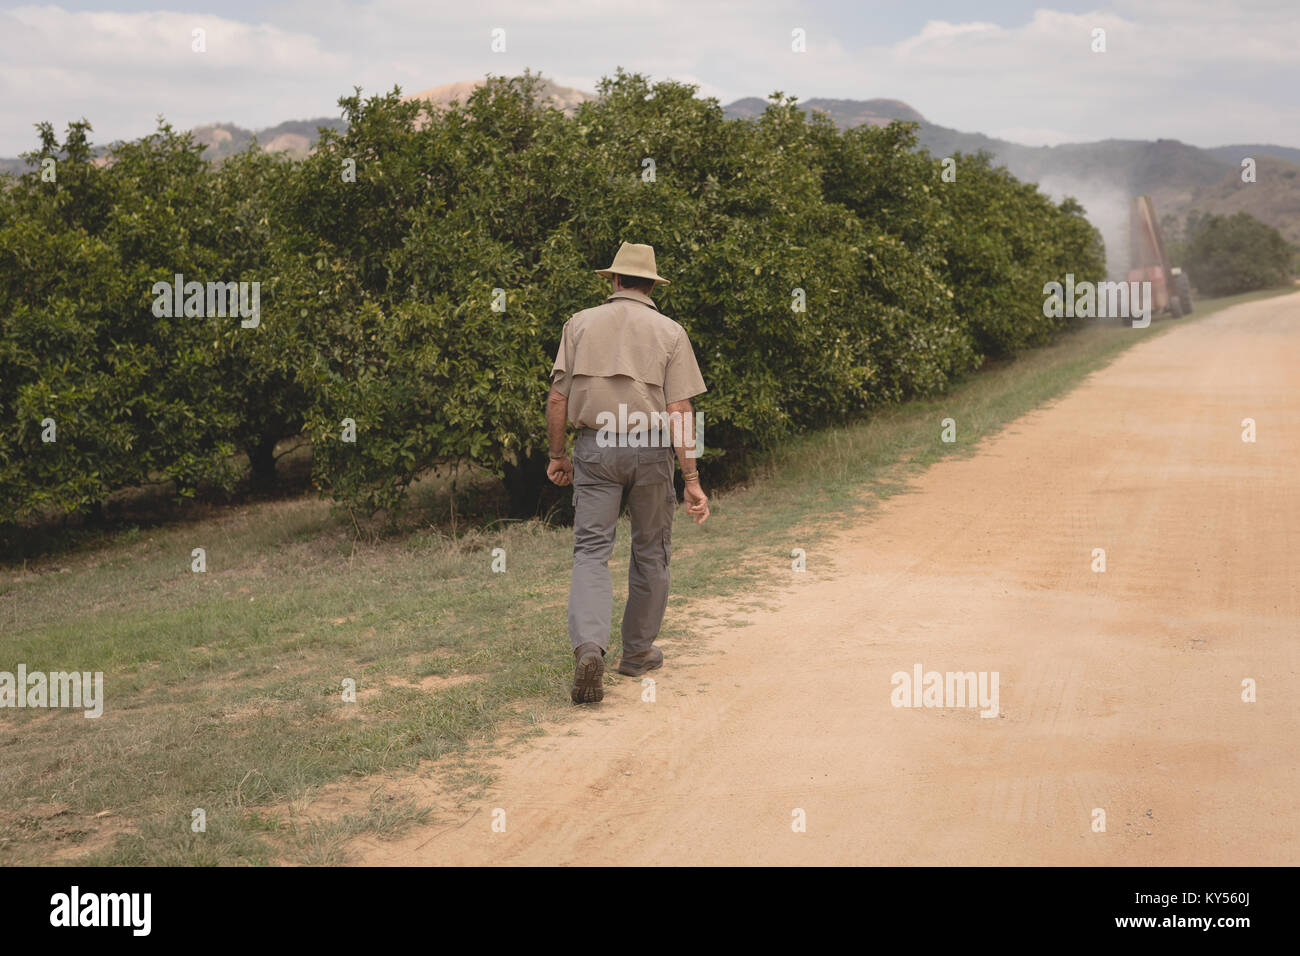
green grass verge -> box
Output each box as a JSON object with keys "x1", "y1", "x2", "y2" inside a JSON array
[{"x1": 0, "y1": 287, "x2": 1290, "y2": 865}]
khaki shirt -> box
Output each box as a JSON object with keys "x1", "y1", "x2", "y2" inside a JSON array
[{"x1": 550, "y1": 289, "x2": 707, "y2": 430}]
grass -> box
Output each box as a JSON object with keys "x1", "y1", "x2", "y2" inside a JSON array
[{"x1": 0, "y1": 287, "x2": 1290, "y2": 866}]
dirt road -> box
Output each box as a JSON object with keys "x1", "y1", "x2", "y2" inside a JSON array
[{"x1": 360, "y1": 293, "x2": 1300, "y2": 865}]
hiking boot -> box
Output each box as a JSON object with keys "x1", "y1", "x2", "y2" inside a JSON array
[
  {"x1": 617, "y1": 645, "x2": 664, "y2": 677},
  {"x1": 571, "y1": 643, "x2": 605, "y2": 704}
]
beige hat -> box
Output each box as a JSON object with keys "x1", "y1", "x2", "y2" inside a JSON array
[{"x1": 595, "y1": 242, "x2": 670, "y2": 286}]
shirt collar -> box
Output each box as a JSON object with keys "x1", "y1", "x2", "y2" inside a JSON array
[{"x1": 606, "y1": 289, "x2": 660, "y2": 311}]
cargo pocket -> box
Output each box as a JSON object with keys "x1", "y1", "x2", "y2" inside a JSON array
[
  {"x1": 633, "y1": 446, "x2": 673, "y2": 487},
  {"x1": 573, "y1": 446, "x2": 610, "y2": 486}
]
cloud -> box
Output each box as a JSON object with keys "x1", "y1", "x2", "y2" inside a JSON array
[
  {"x1": 895, "y1": 19, "x2": 1004, "y2": 59},
  {"x1": 1, "y1": 0, "x2": 1296, "y2": 155},
  {"x1": 0, "y1": 5, "x2": 349, "y2": 152},
  {"x1": 830, "y1": 2, "x2": 1300, "y2": 147}
]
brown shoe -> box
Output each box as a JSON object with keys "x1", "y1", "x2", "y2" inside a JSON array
[
  {"x1": 617, "y1": 646, "x2": 664, "y2": 677},
  {"x1": 571, "y1": 643, "x2": 605, "y2": 704}
]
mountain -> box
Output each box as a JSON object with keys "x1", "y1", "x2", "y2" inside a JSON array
[
  {"x1": 0, "y1": 117, "x2": 347, "y2": 174},
  {"x1": 1208, "y1": 144, "x2": 1300, "y2": 166},
  {"x1": 724, "y1": 96, "x2": 924, "y2": 128},
  {"x1": 402, "y1": 78, "x2": 593, "y2": 115},
  {"x1": 190, "y1": 117, "x2": 348, "y2": 161},
  {"x1": 1178, "y1": 156, "x2": 1300, "y2": 242}
]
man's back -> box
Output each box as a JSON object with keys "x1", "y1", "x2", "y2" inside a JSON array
[{"x1": 552, "y1": 288, "x2": 704, "y2": 431}]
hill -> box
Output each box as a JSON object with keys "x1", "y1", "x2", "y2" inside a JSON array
[
  {"x1": 190, "y1": 117, "x2": 348, "y2": 161},
  {"x1": 1209, "y1": 143, "x2": 1300, "y2": 166},
  {"x1": 724, "y1": 96, "x2": 924, "y2": 127},
  {"x1": 402, "y1": 78, "x2": 593, "y2": 115},
  {"x1": 719, "y1": 97, "x2": 1300, "y2": 260}
]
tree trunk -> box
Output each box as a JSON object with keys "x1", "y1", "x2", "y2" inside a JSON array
[
  {"x1": 501, "y1": 452, "x2": 569, "y2": 520},
  {"x1": 247, "y1": 435, "x2": 279, "y2": 492}
]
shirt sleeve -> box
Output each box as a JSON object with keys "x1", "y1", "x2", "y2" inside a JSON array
[
  {"x1": 663, "y1": 327, "x2": 707, "y2": 404},
  {"x1": 550, "y1": 321, "x2": 572, "y2": 397}
]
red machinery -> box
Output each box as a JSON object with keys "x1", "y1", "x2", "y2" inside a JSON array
[{"x1": 1127, "y1": 195, "x2": 1193, "y2": 318}]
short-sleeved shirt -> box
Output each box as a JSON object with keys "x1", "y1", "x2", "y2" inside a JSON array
[{"x1": 550, "y1": 289, "x2": 707, "y2": 430}]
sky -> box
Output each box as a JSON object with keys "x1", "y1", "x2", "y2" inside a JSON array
[{"x1": 1, "y1": 0, "x2": 1297, "y2": 155}]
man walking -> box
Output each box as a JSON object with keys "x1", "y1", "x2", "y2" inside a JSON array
[{"x1": 546, "y1": 242, "x2": 710, "y2": 704}]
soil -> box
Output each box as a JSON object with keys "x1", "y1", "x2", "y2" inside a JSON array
[{"x1": 355, "y1": 293, "x2": 1300, "y2": 865}]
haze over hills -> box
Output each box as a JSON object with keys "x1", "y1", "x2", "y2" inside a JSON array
[
  {"x1": 722, "y1": 97, "x2": 1300, "y2": 258},
  {"x1": 5, "y1": 81, "x2": 1296, "y2": 266}
]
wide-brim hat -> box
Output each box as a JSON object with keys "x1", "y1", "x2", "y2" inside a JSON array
[{"x1": 595, "y1": 242, "x2": 670, "y2": 286}]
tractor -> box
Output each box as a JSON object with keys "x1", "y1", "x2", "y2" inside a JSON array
[{"x1": 1128, "y1": 195, "x2": 1194, "y2": 319}]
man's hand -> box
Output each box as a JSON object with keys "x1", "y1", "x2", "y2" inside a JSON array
[
  {"x1": 546, "y1": 388, "x2": 571, "y2": 486},
  {"x1": 683, "y1": 480, "x2": 709, "y2": 524},
  {"x1": 547, "y1": 455, "x2": 573, "y2": 486},
  {"x1": 666, "y1": 396, "x2": 708, "y2": 524}
]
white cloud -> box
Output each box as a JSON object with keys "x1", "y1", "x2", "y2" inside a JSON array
[
  {"x1": 895, "y1": 19, "x2": 1004, "y2": 59},
  {"x1": 1, "y1": 0, "x2": 1296, "y2": 155},
  {"x1": 0, "y1": 5, "x2": 349, "y2": 152}
]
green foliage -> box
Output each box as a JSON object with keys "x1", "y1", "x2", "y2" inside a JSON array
[
  {"x1": 933, "y1": 153, "x2": 1106, "y2": 356},
  {"x1": 1, "y1": 72, "x2": 1106, "y2": 527},
  {"x1": 1183, "y1": 211, "x2": 1294, "y2": 296},
  {"x1": 0, "y1": 121, "x2": 242, "y2": 523}
]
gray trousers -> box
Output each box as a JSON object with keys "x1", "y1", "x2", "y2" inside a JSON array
[{"x1": 569, "y1": 428, "x2": 675, "y2": 657}]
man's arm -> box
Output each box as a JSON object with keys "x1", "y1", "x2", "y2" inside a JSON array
[
  {"x1": 667, "y1": 398, "x2": 709, "y2": 524},
  {"x1": 546, "y1": 388, "x2": 572, "y2": 486}
]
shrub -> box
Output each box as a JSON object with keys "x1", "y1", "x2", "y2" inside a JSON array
[{"x1": 1184, "y1": 212, "x2": 1294, "y2": 296}]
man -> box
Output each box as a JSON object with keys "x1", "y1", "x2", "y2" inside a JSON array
[{"x1": 547, "y1": 242, "x2": 709, "y2": 704}]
